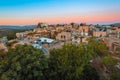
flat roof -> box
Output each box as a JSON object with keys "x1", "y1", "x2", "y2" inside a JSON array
[{"x1": 40, "y1": 37, "x2": 54, "y2": 43}]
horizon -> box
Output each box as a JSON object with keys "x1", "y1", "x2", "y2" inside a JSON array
[
  {"x1": 0, "y1": 0, "x2": 120, "y2": 25},
  {"x1": 0, "y1": 22, "x2": 119, "y2": 26},
  {"x1": 0, "y1": 21, "x2": 120, "y2": 26}
]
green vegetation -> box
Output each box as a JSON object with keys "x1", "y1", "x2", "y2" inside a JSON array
[
  {"x1": 0, "y1": 38, "x2": 119, "y2": 80},
  {"x1": 48, "y1": 43, "x2": 98, "y2": 80},
  {"x1": 0, "y1": 45, "x2": 48, "y2": 80},
  {"x1": 0, "y1": 29, "x2": 27, "y2": 40},
  {"x1": 6, "y1": 30, "x2": 27, "y2": 40},
  {"x1": 87, "y1": 37, "x2": 108, "y2": 56},
  {"x1": 6, "y1": 31, "x2": 17, "y2": 40},
  {"x1": 0, "y1": 49, "x2": 7, "y2": 60},
  {"x1": 110, "y1": 70, "x2": 120, "y2": 80},
  {"x1": 102, "y1": 56, "x2": 117, "y2": 66}
]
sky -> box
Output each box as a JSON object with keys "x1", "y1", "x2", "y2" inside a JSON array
[{"x1": 0, "y1": 0, "x2": 120, "y2": 25}]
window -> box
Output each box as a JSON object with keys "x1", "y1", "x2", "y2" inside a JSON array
[
  {"x1": 64, "y1": 36, "x2": 66, "y2": 39},
  {"x1": 61, "y1": 35, "x2": 63, "y2": 38},
  {"x1": 44, "y1": 39, "x2": 47, "y2": 42}
]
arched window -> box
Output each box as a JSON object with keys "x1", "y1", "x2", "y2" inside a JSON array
[
  {"x1": 61, "y1": 35, "x2": 63, "y2": 38},
  {"x1": 64, "y1": 35, "x2": 66, "y2": 39}
]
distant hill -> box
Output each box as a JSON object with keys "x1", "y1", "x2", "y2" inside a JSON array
[
  {"x1": 0, "y1": 25, "x2": 37, "y2": 38},
  {"x1": 0, "y1": 29, "x2": 13, "y2": 37},
  {"x1": 111, "y1": 23, "x2": 120, "y2": 27},
  {"x1": 0, "y1": 28, "x2": 32, "y2": 39},
  {"x1": 0, "y1": 25, "x2": 37, "y2": 30}
]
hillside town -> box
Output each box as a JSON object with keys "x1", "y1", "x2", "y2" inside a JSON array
[
  {"x1": 0, "y1": 23, "x2": 120, "y2": 54},
  {"x1": 0, "y1": 22, "x2": 120, "y2": 80},
  {"x1": 1, "y1": 0, "x2": 120, "y2": 79}
]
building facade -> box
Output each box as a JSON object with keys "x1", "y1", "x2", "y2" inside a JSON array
[{"x1": 56, "y1": 32, "x2": 71, "y2": 41}]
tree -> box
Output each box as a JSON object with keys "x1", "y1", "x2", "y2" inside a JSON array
[
  {"x1": 0, "y1": 49, "x2": 7, "y2": 60},
  {"x1": 48, "y1": 43, "x2": 98, "y2": 80},
  {"x1": 110, "y1": 70, "x2": 120, "y2": 80},
  {"x1": 102, "y1": 55, "x2": 118, "y2": 76},
  {"x1": 87, "y1": 37, "x2": 108, "y2": 56},
  {"x1": 0, "y1": 45, "x2": 48, "y2": 80},
  {"x1": 70, "y1": 22, "x2": 75, "y2": 28},
  {"x1": 81, "y1": 65, "x2": 100, "y2": 80},
  {"x1": 37, "y1": 22, "x2": 43, "y2": 28},
  {"x1": 0, "y1": 40, "x2": 103, "y2": 80},
  {"x1": 102, "y1": 56, "x2": 117, "y2": 67},
  {"x1": 6, "y1": 32, "x2": 16, "y2": 40}
]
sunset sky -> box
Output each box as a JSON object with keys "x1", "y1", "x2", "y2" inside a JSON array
[{"x1": 0, "y1": 0, "x2": 120, "y2": 25}]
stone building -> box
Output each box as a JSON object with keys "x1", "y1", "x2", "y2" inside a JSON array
[
  {"x1": 56, "y1": 32, "x2": 71, "y2": 41},
  {"x1": 78, "y1": 25, "x2": 90, "y2": 36},
  {"x1": 104, "y1": 37, "x2": 120, "y2": 54},
  {"x1": 93, "y1": 31, "x2": 107, "y2": 37}
]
